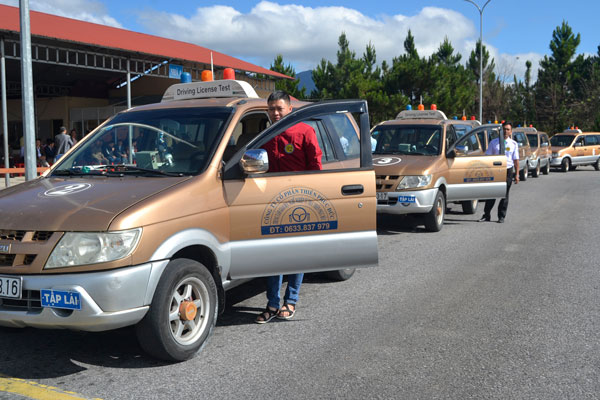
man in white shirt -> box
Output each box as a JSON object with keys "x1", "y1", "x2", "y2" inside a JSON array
[{"x1": 480, "y1": 121, "x2": 519, "y2": 223}]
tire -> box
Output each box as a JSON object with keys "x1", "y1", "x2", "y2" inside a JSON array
[
  {"x1": 571, "y1": 165, "x2": 577, "y2": 171},
  {"x1": 326, "y1": 268, "x2": 356, "y2": 281},
  {"x1": 595, "y1": 158, "x2": 600, "y2": 171},
  {"x1": 561, "y1": 158, "x2": 570, "y2": 172},
  {"x1": 543, "y1": 160, "x2": 550, "y2": 175},
  {"x1": 424, "y1": 190, "x2": 445, "y2": 232},
  {"x1": 520, "y1": 164, "x2": 528, "y2": 181},
  {"x1": 532, "y1": 162, "x2": 540, "y2": 177},
  {"x1": 461, "y1": 199, "x2": 478, "y2": 215},
  {"x1": 136, "y1": 258, "x2": 218, "y2": 362}
]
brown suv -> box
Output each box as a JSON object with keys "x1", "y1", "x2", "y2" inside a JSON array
[
  {"x1": 0, "y1": 80, "x2": 378, "y2": 361},
  {"x1": 517, "y1": 127, "x2": 551, "y2": 177}
]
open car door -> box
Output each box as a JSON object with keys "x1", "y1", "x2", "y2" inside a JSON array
[
  {"x1": 222, "y1": 100, "x2": 378, "y2": 279},
  {"x1": 445, "y1": 125, "x2": 508, "y2": 201}
]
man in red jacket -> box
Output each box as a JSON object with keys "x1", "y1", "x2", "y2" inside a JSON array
[{"x1": 255, "y1": 90, "x2": 322, "y2": 323}]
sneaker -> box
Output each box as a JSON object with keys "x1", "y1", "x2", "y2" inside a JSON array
[
  {"x1": 478, "y1": 215, "x2": 491, "y2": 222},
  {"x1": 497, "y1": 218, "x2": 505, "y2": 223}
]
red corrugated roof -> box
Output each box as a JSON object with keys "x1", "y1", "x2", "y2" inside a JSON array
[{"x1": 0, "y1": 4, "x2": 291, "y2": 80}]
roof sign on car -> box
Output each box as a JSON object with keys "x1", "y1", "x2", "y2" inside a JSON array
[
  {"x1": 395, "y1": 109, "x2": 448, "y2": 120},
  {"x1": 161, "y1": 80, "x2": 259, "y2": 102}
]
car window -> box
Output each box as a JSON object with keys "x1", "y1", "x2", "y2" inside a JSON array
[
  {"x1": 323, "y1": 113, "x2": 360, "y2": 159},
  {"x1": 527, "y1": 134, "x2": 539, "y2": 147},
  {"x1": 372, "y1": 125, "x2": 441, "y2": 156},
  {"x1": 541, "y1": 134, "x2": 549, "y2": 146},
  {"x1": 455, "y1": 132, "x2": 480, "y2": 154},
  {"x1": 550, "y1": 135, "x2": 574, "y2": 147},
  {"x1": 304, "y1": 120, "x2": 335, "y2": 163},
  {"x1": 477, "y1": 131, "x2": 487, "y2": 151},
  {"x1": 446, "y1": 125, "x2": 458, "y2": 150},
  {"x1": 514, "y1": 132, "x2": 528, "y2": 147},
  {"x1": 224, "y1": 111, "x2": 270, "y2": 161},
  {"x1": 53, "y1": 107, "x2": 232, "y2": 175},
  {"x1": 584, "y1": 135, "x2": 598, "y2": 146}
]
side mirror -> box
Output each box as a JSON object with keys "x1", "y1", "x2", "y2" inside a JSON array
[
  {"x1": 455, "y1": 145, "x2": 467, "y2": 155},
  {"x1": 574, "y1": 142, "x2": 583, "y2": 147},
  {"x1": 446, "y1": 149, "x2": 456, "y2": 158},
  {"x1": 240, "y1": 149, "x2": 269, "y2": 174}
]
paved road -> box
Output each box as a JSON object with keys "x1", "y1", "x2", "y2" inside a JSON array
[{"x1": 1, "y1": 168, "x2": 599, "y2": 399}]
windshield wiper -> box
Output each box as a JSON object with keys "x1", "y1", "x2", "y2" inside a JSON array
[
  {"x1": 111, "y1": 164, "x2": 185, "y2": 177},
  {"x1": 53, "y1": 168, "x2": 122, "y2": 177}
]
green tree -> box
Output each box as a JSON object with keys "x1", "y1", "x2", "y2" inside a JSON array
[
  {"x1": 270, "y1": 54, "x2": 306, "y2": 99},
  {"x1": 535, "y1": 21, "x2": 583, "y2": 133}
]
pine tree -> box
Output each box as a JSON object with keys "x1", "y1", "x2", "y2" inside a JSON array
[{"x1": 270, "y1": 54, "x2": 306, "y2": 99}]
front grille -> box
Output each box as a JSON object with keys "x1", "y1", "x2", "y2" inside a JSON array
[
  {"x1": 376, "y1": 175, "x2": 400, "y2": 190},
  {"x1": 23, "y1": 255, "x2": 36, "y2": 265},
  {"x1": 0, "y1": 254, "x2": 16, "y2": 267},
  {"x1": 0, "y1": 230, "x2": 26, "y2": 241},
  {"x1": 32, "y1": 231, "x2": 53, "y2": 241},
  {"x1": 0, "y1": 289, "x2": 42, "y2": 312},
  {"x1": 378, "y1": 197, "x2": 398, "y2": 206}
]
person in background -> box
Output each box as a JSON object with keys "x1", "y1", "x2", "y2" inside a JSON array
[
  {"x1": 54, "y1": 126, "x2": 73, "y2": 161},
  {"x1": 35, "y1": 139, "x2": 49, "y2": 167},
  {"x1": 255, "y1": 90, "x2": 322, "y2": 324},
  {"x1": 479, "y1": 121, "x2": 519, "y2": 223},
  {"x1": 44, "y1": 139, "x2": 56, "y2": 165},
  {"x1": 70, "y1": 129, "x2": 79, "y2": 146}
]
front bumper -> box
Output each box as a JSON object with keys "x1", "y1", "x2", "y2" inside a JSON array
[
  {"x1": 550, "y1": 156, "x2": 564, "y2": 167},
  {"x1": 0, "y1": 261, "x2": 168, "y2": 331},
  {"x1": 377, "y1": 188, "x2": 437, "y2": 215}
]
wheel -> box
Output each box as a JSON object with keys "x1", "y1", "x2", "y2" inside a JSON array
[
  {"x1": 543, "y1": 160, "x2": 550, "y2": 175},
  {"x1": 532, "y1": 162, "x2": 540, "y2": 177},
  {"x1": 595, "y1": 158, "x2": 600, "y2": 171},
  {"x1": 326, "y1": 268, "x2": 356, "y2": 281},
  {"x1": 561, "y1": 158, "x2": 570, "y2": 172},
  {"x1": 136, "y1": 258, "x2": 218, "y2": 362},
  {"x1": 461, "y1": 199, "x2": 478, "y2": 215},
  {"x1": 424, "y1": 190, "x2": 445, "y2": 232},
  {"x1": 520, "y1": 164, "x2": 528, "y2": 181}
]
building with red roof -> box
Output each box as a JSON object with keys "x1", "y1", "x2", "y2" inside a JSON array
[{"x1": 0, "y1": 4, "x2": 290, "y2": 152}]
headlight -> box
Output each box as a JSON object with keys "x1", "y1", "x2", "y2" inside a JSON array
[
  {"x1": 45, "y1": 228, "x2": 141, "y2": 269},
  {"x1": 397, "y1": 175, "x2": 432, "y2": 190},
  {"x1": 552, "y1": 152, "x2": 559, "y2": 157}
]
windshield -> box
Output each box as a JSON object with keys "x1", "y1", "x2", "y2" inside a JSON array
[
  {"x1": 452, "y1": 124, "x2": 473, "y2": 138},
  {"x1": 52, "y1": 107, "x2": 233, "y2": 176},
  {"x1": 550, "y1": 135, "x2": 575, "y2": 147},
  {"x1": 372, "y1": 125, "x2": 442, "y2": 156},
  {"x1": 526, "y1": 134, "x2": 538, "y2": 147}
]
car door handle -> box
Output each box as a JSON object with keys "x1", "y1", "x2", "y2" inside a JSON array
[
  {"x1": 493, "y1": 161, "x2": 502, "y2": 166},
  {"x1": 341, "y1": 184, "x2": 364, "y2": 195}
]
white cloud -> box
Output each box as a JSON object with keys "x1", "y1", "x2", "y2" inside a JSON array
[
  {"x1": 136, "y1": 2, "x2": 487, "y2": 72},
  {"x1": 0, "y1": 0, "x2": 122, "y2": 27}
]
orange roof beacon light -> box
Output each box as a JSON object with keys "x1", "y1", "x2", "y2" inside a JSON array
[
  {"x1": 201, "y1": 70, "x2": 213, "y2": 81},
  {"x1": 417, "y1": 104, "x2": 425, "y2": 111},
  {"x1": 223, "y1": 68, "x2": 235, "y2": 80},
  {"x1": 461, "y1": 115, "x2": 467, "y2": 120},
  {"x1": 430, "y1": 104, "x2": 437, "y2": 110}
]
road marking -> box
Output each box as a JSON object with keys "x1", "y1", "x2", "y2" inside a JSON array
[{"x1": 0, "y1": 374, "x2": 103, "y2": 400}]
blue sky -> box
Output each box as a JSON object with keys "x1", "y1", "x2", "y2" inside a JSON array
[{"x1": 3, "y1": 0, "x2": 599, "y2": 81}]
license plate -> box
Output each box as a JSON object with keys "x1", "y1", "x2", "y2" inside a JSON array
[
  {"x1": 397, "y1": 195, "x2": 416, "y2": 203},
  {"x1": 376, "y1": 192, "x2": 389, "y2": 201},
  {"x1": 41, "y1": 289, "x2": 82, "y2": 310},
  {"x1": 0, "y1": 275, "x2": 22, "y2": 299}
]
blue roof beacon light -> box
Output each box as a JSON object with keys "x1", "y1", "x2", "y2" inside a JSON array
[
  {"x1": 406, "y1": 104, "x2": 412, "y2": 110},
  {"x1": 181, "y1": 72, "x2": 192, "y2": 83},
  {"x1": 453, "y1": 116, "x2": 458, "y2": 120}
]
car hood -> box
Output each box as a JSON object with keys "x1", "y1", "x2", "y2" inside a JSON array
[
  {"x1": 0, "y1": 176, "x2": 191, "y2": 231},
  {"x1": 373, "y1": 154, "x2": 439, "y2": 176}
]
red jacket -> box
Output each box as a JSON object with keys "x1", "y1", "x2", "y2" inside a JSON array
[{"x1": 262, "y1": 122, "x2": 322, "y2": 172}]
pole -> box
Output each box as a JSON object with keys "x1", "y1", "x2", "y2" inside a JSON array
[
  {"x1": 1, "y1": 38, "x2": 10, "y2": 187},
  {"x1": 465, "y1": 0, "x2": 492, "y2": 123},
  {"x1": 19, "y1": 0, "x2": 37, "y2": 181}
]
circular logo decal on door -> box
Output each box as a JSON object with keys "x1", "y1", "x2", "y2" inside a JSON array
[
  {"x1": 373, "y1": 157, "x2": 402, "y2": 166},
  {"x1": 43, "y1": 183, "x2": 93, "y2": 197}
]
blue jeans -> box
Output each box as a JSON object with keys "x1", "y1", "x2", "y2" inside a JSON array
[{"x1": 266, "y1": 273, "x2": 304, "y2": 310}]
